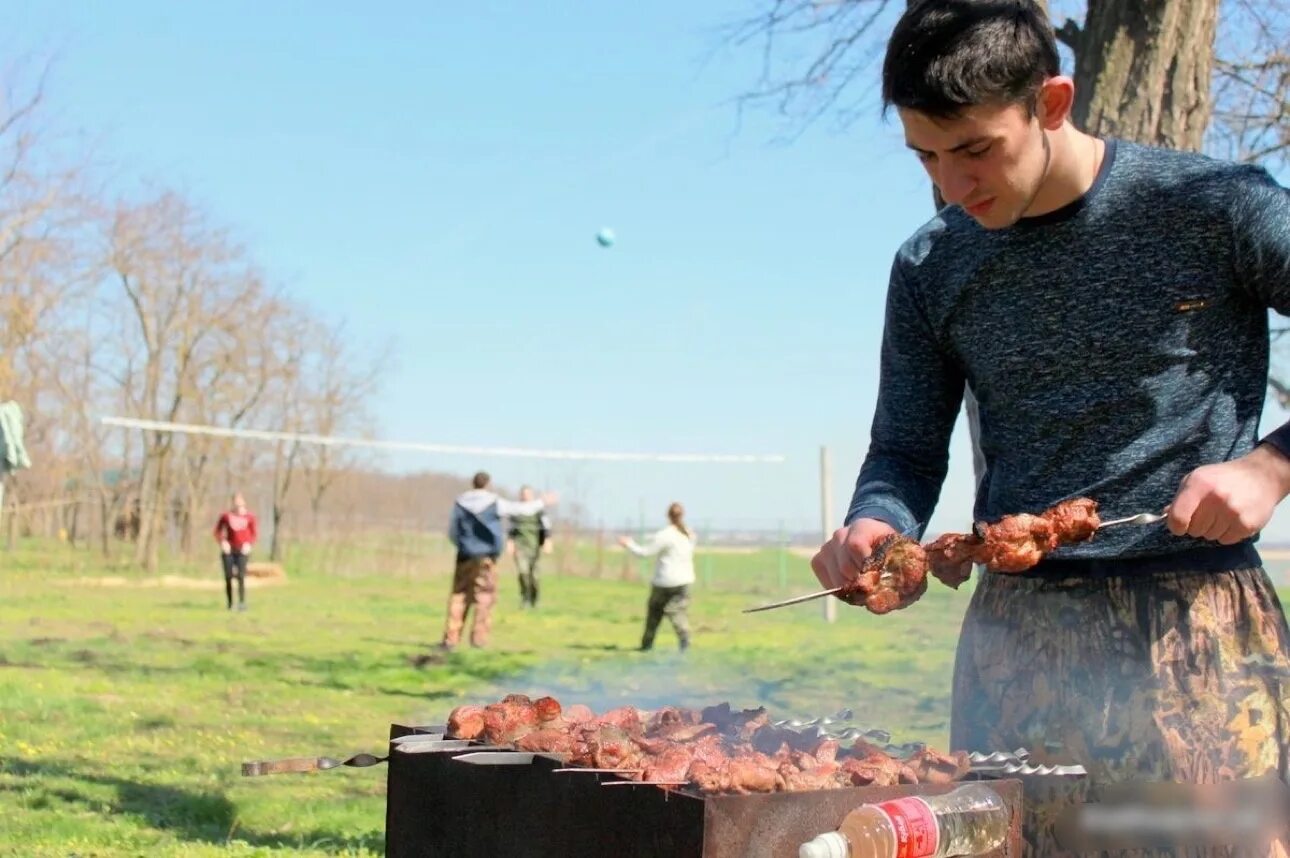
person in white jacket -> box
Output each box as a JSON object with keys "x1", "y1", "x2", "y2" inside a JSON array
[{"x1": 619, "y1": 502, "x2": 696, "y2": 652}]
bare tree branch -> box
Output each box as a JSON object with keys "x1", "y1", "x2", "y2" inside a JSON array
[{"x1": 724, "y1": 0, "x2": 897, "y2": 134}]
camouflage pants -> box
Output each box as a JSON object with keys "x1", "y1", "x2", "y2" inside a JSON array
[
  {"x1": 952, "y1": 563, "x2": 1290, "y2": 857},
  {"x1": 514, "y1": 548, "x2": 541, "y2": 607},
  {"x1": 442, "y1": 556, "x2": 498, "y2": 648},
  {"x1": 642, "y1": 585, "x2": 690, "y2": 650}
]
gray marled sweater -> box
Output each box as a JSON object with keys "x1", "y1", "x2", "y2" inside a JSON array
[{"x1": 847, "y1": 140, "x2": 1290, "y2": 560}]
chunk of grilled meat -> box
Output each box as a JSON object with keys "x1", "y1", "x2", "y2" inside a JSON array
[
  {"x1": 926, "y1": 497, "x2": 1102, "y2": 579},
  {"x1": 838, "y1": 535, "x2": 930, "y2": 615}
]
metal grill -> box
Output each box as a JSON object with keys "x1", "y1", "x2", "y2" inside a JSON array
[{"x1": 384, "y1": 723, "x2": 1028, "y2": 858}]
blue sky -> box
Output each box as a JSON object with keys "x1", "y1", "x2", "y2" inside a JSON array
[{"x1": 12, "y1": 1, "x2": 1290, "y2": 540}]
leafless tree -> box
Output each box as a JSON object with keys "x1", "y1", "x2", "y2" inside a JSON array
[
  {"x1": 296, "y1": 319, "x2": 384, "y2": 536},
  {"x1": 0, "y1": 63, "x2": 98, "y2": 545},
  {"x1": 1209, "y1": 0, "x2": 1288, "y2": 169},
  {"x1": 107, "y1": 192, "x2": 257, "y2": 570},
  {"x1": 726, "y1": 1, "x2": 1281, "y2": 156}
]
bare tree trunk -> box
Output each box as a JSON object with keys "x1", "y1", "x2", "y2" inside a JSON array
[
  {"x1": 1066, "y1": 0, "x2": 1219, "y2": 150},
  {"x1": 269, "y1": 439, "x2": 301, "y2": 562},
  {"x1": 98, "y1": 490, "x2": 112, "y2": 558}
]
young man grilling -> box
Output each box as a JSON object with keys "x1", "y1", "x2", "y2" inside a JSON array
[{"x1": 810, "y1": 1, "x2": 1290, "y2": 853}]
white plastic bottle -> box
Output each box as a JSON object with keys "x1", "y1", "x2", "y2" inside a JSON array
[{"x1": 799, "y1": 783, "x2": 1009, "y2": 858}]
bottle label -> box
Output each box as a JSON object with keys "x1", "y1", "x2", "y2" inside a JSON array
[{"x1": 875, "y1": 796, "x2": 940, "y2": 858}]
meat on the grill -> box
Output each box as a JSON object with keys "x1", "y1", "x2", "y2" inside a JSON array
[
  {"x1": 564, "y1": 704, "x2": 596, "y2": 724},
  {"x1": 482, "y1": 699, "x2": 541, "y2": 745},
  {"x1": 596, "y1": 705, "x2": 644, "y2": 733},
  {"x1": 446, "y1": 705, "x2": 486, "y2": 741},
  {"x1": 445, "y1": 695, "x2": 975, "y2": 796},
  {"x1": 925, "y1": 497, "x2": 1101, "y2": 583},
  {"x1": 514, "y1": 728, "x2": 578, "y2": 754},
  {"x1": 904, "y1": 747, "x2": 972, "y2": 784}
]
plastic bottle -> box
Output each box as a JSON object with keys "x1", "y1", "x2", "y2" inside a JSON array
[{"x1": 799, "y1": 783, "x2": 1009, "y2": 858}]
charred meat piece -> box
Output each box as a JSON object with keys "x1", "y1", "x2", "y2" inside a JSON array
[
  {"x1": 837, "y1": 754, "x2": 916, "y2": 787},
  {"x1": 563, "y1": 704, "x2": 595, "y2": 724},
  {"x1": 886, "y1": 538, "x2": 929, "y2": 597},
  {"x1": 1044, "y1": 497, "x2": 1100, "y2": 543},
  {"x1": 575, "y1": 724, "x2": 642, "y2": 770},
  {"x1": 651, "y1": 722, "x2": 718, "y2": 743},
  {"x1": 533, "y1": 696, "x2": 563, "y2": 723},
  {"x1": 445, "y1": 705, "x2": 486, "y2": 740},
  {"x1": 924, "y1": 532, "x2": 980, "y2": 589},
  {"x1": 482, "y1": 699, "x2": 541, "y2": 745},
  {"x1": 640, "y1": 744, "x2": 694, "y2": 782},
  {"x1": 975, "y1": 513, "x2": 1052, "y2": 572},
  {"x1": 929, "y1": 497, "x2": 1102, "y2": 576},
  {"x1": 596, "y1": 706, "x2": 643, "y2": 733},
  {"x1": 839, "y1": 536, "x2": 930, "y2": 615},
  {"x1": 904, "y1": 748, "x2": 971, "y2": 784},
  {"x1": 514, "y1": 728, "x2": 576, "y2": 754},
  {"x1": 689, "y1": 752, "x2": 785, "y2": 794}
]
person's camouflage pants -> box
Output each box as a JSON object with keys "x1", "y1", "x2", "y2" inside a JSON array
[
  {"x1": 952, "y1": 564, "x2": 1290, "y2": 856},
  {"x1": 442, "y1": 556, "x2": 498, "y2": 648},
  {"x1": 642, "y1": 584, "x2": 690, "y2": 651},
  {"x1": 514, "y1": 548, "x2": 541, "y2": 607}
]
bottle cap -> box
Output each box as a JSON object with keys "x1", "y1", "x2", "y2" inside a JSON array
[{"x1": 799, "y1": 832, "x2": 848, "y2": 858}]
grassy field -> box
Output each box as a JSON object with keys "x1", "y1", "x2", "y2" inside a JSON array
[{"x1": 22, "y1": 537, "x2": 1275, "y2": 856}]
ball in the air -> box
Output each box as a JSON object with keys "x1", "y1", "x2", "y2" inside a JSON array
[{"x1": 595, "y1": 228, "x2": 615, "y2": 248}]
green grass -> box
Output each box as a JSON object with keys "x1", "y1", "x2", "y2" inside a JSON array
[{"x1": 0, "y1": 538, "x2": 977, "y2": 856}]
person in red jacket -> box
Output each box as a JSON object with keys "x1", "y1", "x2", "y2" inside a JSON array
[{"x1": 213, "y1": 493, "x2": 257, "y2": 611}]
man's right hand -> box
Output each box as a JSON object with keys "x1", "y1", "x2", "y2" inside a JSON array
[
  {"x1": 810, "y1": 518, "x2": 898, "y2": 593},
  {"x1": 220, "y1": 540, "x2": 232, "y2": 554}
]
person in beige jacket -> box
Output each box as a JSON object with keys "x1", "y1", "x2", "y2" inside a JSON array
[{"x1": 619, "y1": 502, "x2": 696, "y2": 652}]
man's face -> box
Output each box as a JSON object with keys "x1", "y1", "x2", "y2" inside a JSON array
[
  {"x1": 900, "y1": 101, "x2": 1049, "y2": 229},
  {"x1": 519, "y1": 487, "x2": 534, "y2": 502},
  {"x1": 233, "y1": 494, "x2": 246, "y2": 513}
]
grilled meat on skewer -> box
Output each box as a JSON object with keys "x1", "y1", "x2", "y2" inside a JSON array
[
  {"x1": 835, "y1": 535, "x2": 930, "y2": 614},
  {"x1": 925, "y1": 497, "x2": 1101, "y2": 583}
]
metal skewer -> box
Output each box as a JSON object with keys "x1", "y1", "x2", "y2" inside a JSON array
[
  {"x1": 600, "y1": 780, "x2": 688, "y2": 787},
  {"x1": 742, "y1": 586, "x2": 844, "y2": 614},
  {"x1": 1097, "y1": 511, "x2": 1167, "y2": 528}
]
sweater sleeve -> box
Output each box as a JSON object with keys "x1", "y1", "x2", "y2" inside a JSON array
[
  {"x1": 1231, "y1": 165, "x2": 1290, "y2": 313},
  {"x1": 496, "y1": 498, "x2": 544, "y2": 517},
  {"x1": 247, "y1": 514, "x2": 258, "y2": 544},
  {"x1": 1229, "y1": 167, "x2": 1290, "y2": 458},
  {"x1": 623, "y1": 531, "x2": 664, "y2": 557},
  {"x1": 846, "y1": 260, "x2": 965, "y2": 538},
  {"x1": 447, "y1": 504, "x2": 462, "y2": 548}
]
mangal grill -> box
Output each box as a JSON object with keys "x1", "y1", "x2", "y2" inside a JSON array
[{"x1": 380, "y1": 720, "x2": 1068, "y2": 858}]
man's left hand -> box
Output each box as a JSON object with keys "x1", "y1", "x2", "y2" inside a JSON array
[
  {"x1": 1168, "y1": 444, "x2": 1290, "y2": 544},
  {"x1": 240, "y1": 543, "x2": 253, "y2": 555}
]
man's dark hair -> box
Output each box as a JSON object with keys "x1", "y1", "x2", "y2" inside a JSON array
[
  {"x1": 472, "y1": 471, "x2": 490, "y2": 489},
  {"x1": 882, "y1": 0, "x2": 1060, "y2": 118}
]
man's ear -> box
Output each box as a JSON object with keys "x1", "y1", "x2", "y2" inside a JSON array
[{"x1": 1036, "y1": 76, "x2": 1075, "y2": 130}]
